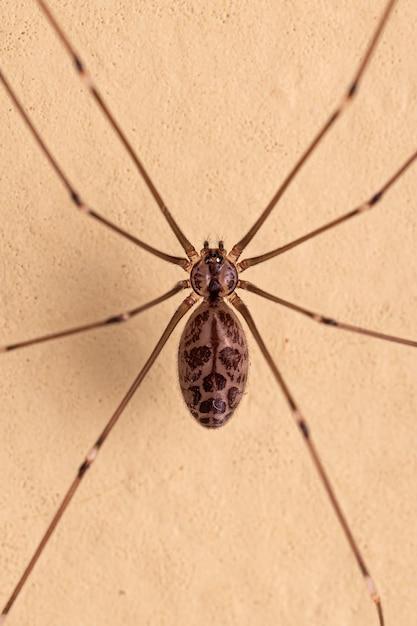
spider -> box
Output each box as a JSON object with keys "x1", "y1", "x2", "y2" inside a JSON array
[{"x1": 1, "y1": 1, "x2": 416, "y2": 624}]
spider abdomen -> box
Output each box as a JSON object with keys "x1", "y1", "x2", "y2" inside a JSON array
[{"x1": 178, "y1": 300, "x2": 248, "y2": 428}]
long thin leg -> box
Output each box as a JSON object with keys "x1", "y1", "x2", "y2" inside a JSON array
[
  {"x1": 35, "y1": 0, "x2": 198, "y2": 263},
  {"x1": 238, "y1": 147, "x2": 417, "y2": 271},
  {"x1": 229, "y1": 291, "x2": 385, "y2": 626},
  {"x1": 0, "y1": 281, "x2": 189, "y2": 353},
  {"x1": 229, "y1": 0, "x2": 398, "y2": 263},
  {"x1": 0, "y1": 69, "x2": 190, "y2": 271},
  {"x1": 239, "y1": 280, "x2": 417, "y2": 348},
  {"x1": 0, "y1": 291, "x2": 198, "y2": 623}
]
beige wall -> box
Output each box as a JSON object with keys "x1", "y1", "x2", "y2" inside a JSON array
[{"x1": 1, "y1": 1, "x2": 416, "y2": 625}]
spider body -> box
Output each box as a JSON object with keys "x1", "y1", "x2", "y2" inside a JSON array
[{"x1": 179, "y1": 243, "x2": 248, "y2": 428}]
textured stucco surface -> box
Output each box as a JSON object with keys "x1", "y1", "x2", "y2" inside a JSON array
[{"x1": 1, "y1": 2, "x2": 417, "y2": 625}]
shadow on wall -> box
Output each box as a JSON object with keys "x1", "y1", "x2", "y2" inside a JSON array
[{"x1": 10, "y1": 226, "x2": 184, "y2": 439}]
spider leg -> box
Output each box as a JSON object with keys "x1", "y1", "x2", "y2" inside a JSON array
[
  {"x1": 230, "y1": 291, "x2": 385, "y2": 626},
  {"x1": 238, "y1": 280, "x2": 417, "y2": 348},
  {"x1": 229, "y1": 0, "x2": 398, "y2": 263},
  {"x1": 1, "y1": 281, "x2": 189, "y2": 353},
  {"x1": 238, "y1": 148, "x2": 417, "y2": 271},
  {"x1": 35, "y1": 0, "x2": 198, "y2": 263},
  {"x1": 0, "y1": 68, "x2": 190, "y2": 270},
  {"x1": 0, "y1": 291, "x2": 198, "y2": 623}
]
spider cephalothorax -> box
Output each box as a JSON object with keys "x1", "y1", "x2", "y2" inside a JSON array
[{"x1": 190, "y1": 241, "x2": 238, "y2": 300}]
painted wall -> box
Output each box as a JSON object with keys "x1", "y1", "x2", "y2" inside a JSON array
[{"x1": 1, "y1": 2, "x2": 416, "y2": 625}]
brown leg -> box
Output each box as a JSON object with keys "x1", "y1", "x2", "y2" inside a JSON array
[
  {"x1": 0, "y1": 281, "x2": 189, "y2": 353},
  {"x1": 229, "y1": 0, "x2": 398, "y2": 263},
  {"x1": 0, "y1": 68, "x2": 190, "y2": 271},
  {"x1": 238, "y1": 147, "x2": 417, "y2": 271},
  {"x1": 35, "y1": 0, "x2": 198, "y2": 263},
  {"x1": 0, "y1": 291, "x2": 198, "y2": 623},
  {"x1": 229, "y1": 292, "x2": 385, "y2": 626},
  {"x1": 239, "y1": 280, "x2": 417, "y2": 348}
]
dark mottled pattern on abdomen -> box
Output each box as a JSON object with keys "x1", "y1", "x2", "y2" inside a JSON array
[{"x1": 178, "y1": 300, "x2": 248, "y2": 428}]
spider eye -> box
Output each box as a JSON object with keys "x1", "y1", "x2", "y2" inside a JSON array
[{"x1": 205, "y1": 253, "x2": 223, "y2": 264}]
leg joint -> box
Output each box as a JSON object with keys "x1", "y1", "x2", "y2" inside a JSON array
[
  {"x1": 298, "y1": 419, "x2": 310, "y2": 438},
  {"x1": 78, "y1": 459, "x2": 91, "y2": 477}
]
